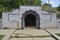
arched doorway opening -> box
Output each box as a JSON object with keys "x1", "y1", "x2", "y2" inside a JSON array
[
  {"x1": 25, "y1": 14, "x2": 36, "y2": 27},
  {"x1": 21, "y1": 10, "x2": 40, "y2": 29}
]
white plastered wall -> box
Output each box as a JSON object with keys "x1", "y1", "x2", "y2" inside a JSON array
[{"x1": 2, "y1": 9, "x2": 19, "y2": 29}]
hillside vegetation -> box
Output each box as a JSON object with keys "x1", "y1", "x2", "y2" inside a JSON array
[{"x1": 0, "y1": 0, "x2": 60, "y2": 18}]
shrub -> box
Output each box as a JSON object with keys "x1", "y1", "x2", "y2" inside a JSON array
[{"x1": 42, "y1": 6, "x2": 57, "y2": 13}]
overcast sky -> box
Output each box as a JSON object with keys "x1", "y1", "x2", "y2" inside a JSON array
[{"x1": 42, "y1": 0, "x2": 60, "y2": 7}]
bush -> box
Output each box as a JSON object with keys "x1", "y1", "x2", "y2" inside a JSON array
[
  {"x1": 57, "y1": 12, "x2": 60, "y2": 18},
  {"x1": 42, "y1": 6, "x2": 57, "y2": 13}
]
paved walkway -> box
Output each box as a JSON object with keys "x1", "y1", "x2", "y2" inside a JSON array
[
  {"x1": 45, "y1": 29, "x2": 60, "y2": 34},
  {"x1": 44, "y1": 29, "x2": 60, "y2": 40},
  {"x1": 0, "y1": 28, "x2": 59, "y2": 40},
  {"x1": 10, "y1": 28, "x2": 55, "y2": 40},
  {"x1": 10, "y1": 37, "x2": 55, "y2": 40},
  {"x1": 0, "y1": 29, "x2": 15, "y2": 35},
  {"x1": 14, "y1": 29, "x2": 50, "y2": 36},
  {"x1": 0, "y1": 29, "x2": 16, "y2": 40}
]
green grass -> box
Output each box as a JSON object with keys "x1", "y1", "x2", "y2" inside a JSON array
[
  {"x1": 0, "y1": 35, "x2": 4, "y2": 40},
  {"x1": 56, "y1": 33, "x2": 60, "y2": 37}
]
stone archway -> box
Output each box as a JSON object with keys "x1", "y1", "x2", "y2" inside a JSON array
[{"x1": 21, "y1": 10, "x2": 40, "y2": 29}]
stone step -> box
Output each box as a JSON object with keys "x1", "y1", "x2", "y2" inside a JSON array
[
  {"x1": 11, "y1": 34, "x2": 32, "y2": 38},
  {"x1": 11, "y1": 29, "x2": 51, "y2": 38},
  {"x1": 11, "y1": 33, "x2": 51, "y2": 38},
  {"x1": 10, "y1": 37, "x2": 55, "y2": 40},
  {"x1": 14, "y1": 30, "x2": 50, "y2": 36}
]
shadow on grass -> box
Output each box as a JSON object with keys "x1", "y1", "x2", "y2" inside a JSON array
[{"x1": 0, "y1": 35, "x2": 4, "y2": 40}]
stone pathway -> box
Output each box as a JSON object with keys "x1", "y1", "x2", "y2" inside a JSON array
[
  {"x1": 1, "y1": 28, "x2": 59, "y2": 40},
  {"x1": 44, "y1": 29, "x2": 60, "y2": 40},
  {"x1": 14, "y1": 29, "x2": 50, "y2": 36},
  {"x1": 0, "y1": 29, "x2": 15, "y2": 35},
  {"x1": 0, "y1": 29, "x2": 16, "y2": 40},
  {"x1": 45, "y1": 29, "x2": 60, "y2": 34},
  {"x1": 10, "y1": 37, "x2": 55, "y2": 40},
  {"x1": 10, "y1": 28, "x2": 55, "y2": 40}
]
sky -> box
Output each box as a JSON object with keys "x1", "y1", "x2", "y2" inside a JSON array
[{"x1": 42, "y1": 0, "x2": 60, "y2": 7}]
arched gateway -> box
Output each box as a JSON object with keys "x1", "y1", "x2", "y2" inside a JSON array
[{"x1": 21, "y1": 10, "x2": 40, "y2": 29}]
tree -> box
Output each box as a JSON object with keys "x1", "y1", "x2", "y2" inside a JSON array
[
  {"x1": 0, "y1": 5, "x2": 5, "y2": 12},
  {"x1": 22, "y1": 0, "x2": 41, "y2": 5},
  {"x1": 0, "y1": 0, "x2": 41, "y2": 11},
  {"x1": 33, "y1": 0, "x2": 41, "y2": 5},
  {"x1": 42, "y1": 3, "x2": 56, "y2": 13},
  {"x1": 0, "y1": 0, "x2": 22, "y2": 10},
  {"x1": 43, "y1": 3, "x2": 52, "y2": 7},
  {"x1": 57, "y1": 5, "x2": 60, "y2": 11}
]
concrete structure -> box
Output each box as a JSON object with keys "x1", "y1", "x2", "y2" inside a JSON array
[
  {"x1": 2, "y1": 6, "x2": 57, "y2": 29},
  {"x1": 0, "y1": 19, "x2": 2, "y2": 28}
]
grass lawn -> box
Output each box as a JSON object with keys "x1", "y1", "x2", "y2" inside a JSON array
[
  {"x1": 0, "y1": 35, "x2": 4, "y2": 40},
  {"x1": 56, "y1": 34, "x2": 60, "y2": 37}
]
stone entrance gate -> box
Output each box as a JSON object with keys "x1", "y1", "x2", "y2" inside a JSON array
[
  {"x1": 21, "y1": 10, "x2": 40, "y2": 29},
  {"x1": 2, "y1": 6, "x2": 56, "y2": 29}
]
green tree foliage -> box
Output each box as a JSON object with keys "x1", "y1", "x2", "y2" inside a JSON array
[
  {"x1": 57, "y1": 14, "x2": 60, "y2": 18},
  {"x1": 0, "y1": 0, "x2": 12, "y2": 11},
  {"x1": 0, "y1": 5, "x2": 4, "y2": 12},
  {"x1": 43, "y1": 3, "x2": 52, "y2": 7},
  {"x1": 33, "y1": 0, "x2": 41, "y2": 5},
  {"x1": 56, "y1": 5, "x2": 60, "y2": 18},
  {"x1": 0, "y1": 0, "x2": 41, "y2": 18},
  {"x1": 0, "y1": 0, "x2": 41, "y2": 11},
  {"x1": 57, "y1": 5, "x2": 60, "y2": 11},
  {"x1": 42, "y1": 3, "x2": 57, "y2": 13},
  {"x1": 22, "y1": 0, "x2": 41, "y2": 5},
  {"x1": 0, "y1": 0, "x2": 21, "y2": 12},
  {"x1": 23, "y1": 0, "x2": 33, "y2": 5},
  {"x1": 9, "y1": 0, "x2": 21, "y2": 8}
]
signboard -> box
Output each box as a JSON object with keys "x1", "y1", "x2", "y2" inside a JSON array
[{"x1": 8, "y1": 14, "x2": 18, "y2": 22}]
